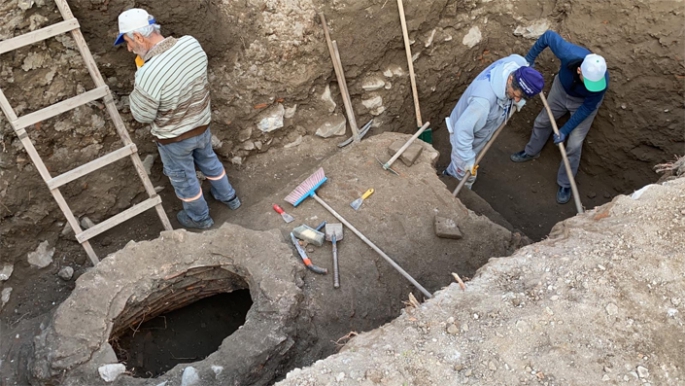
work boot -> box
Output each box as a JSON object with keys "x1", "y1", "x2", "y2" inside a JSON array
[
  {"x1": 176, "y1": 210, "x2": 214, "y2": 229},
  {"x1": 440, "y1": 169, "x2": 457, "y2": 178},
  {"x1": 510, "y1": 150, "x2": 540, "y2": 163},
  {"x1": 223, "y1": 195, "x2": 241, "y2": 210},
  {"x1": 556, "y1": 186, "x2": 572, "y2": 204}
]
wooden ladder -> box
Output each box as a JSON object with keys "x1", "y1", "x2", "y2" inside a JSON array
[{"x1": 0, "y1": 0, "x2": 173, "y2": 265}]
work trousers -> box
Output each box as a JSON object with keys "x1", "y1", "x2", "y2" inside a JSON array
[
  {"x1": 156, "y1": 127, "x2": 236, "y2": 221},
  {"x1": 524, "y1": 75, "x2": 602, "y2": 188}
]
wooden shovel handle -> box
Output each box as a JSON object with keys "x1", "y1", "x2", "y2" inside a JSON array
[
  {"x1": 397, "y1": 0, "x2": 422, "y2": 127},
  {"x1": 539, "y1": 93, "x2": 584, "y2": 214}
]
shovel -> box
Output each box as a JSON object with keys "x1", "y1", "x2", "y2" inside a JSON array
[
  {"x1": 325, "y1": 223, "x2": 344, "y2": 288},
  {"x1": 350, "y1": 188, "x2": 374, "y2": 211}
]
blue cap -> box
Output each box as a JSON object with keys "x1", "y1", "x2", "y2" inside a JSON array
[{"x1": 513, "y1": 67, "x2": 545, "y2": 98}]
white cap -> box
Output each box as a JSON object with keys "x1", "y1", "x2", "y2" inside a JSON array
[
  {"x1": 580, "y1": 53, "x2": 607, "y2": 92},
  {"x1": 114, "y1": 8, "x2": 155, "y2": 46}
]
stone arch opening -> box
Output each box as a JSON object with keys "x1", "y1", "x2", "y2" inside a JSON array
[{"x1": 107, "y1": 266, "x2": 252, "y2": 377}]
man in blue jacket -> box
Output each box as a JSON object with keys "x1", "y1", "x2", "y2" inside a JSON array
[
  {"x1": 510, "y1": 30, "x2": 609, "y2": 204},
  {"x1": 444, "y1": 54, "x2": 544, "y2": 189}
]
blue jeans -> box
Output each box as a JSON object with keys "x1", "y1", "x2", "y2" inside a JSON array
[
  {"x1": 524, "y1": 75, "x2": 602, "y2": 188},
  {"x1": 156, "y1": 127, "x2": 236, "y2": 221}
]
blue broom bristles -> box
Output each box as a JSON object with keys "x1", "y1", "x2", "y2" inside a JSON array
[{"x1": 284, "y1": 167, "x2": 328, "y2": 207}]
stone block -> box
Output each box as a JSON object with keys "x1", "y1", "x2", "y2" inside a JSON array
[
  {"x1": 434, "y1": 216, "x2": 462, "y2": 239},
  {"x1": 387, "y1": 139, "x2": 424, "y2": 167},
  {"x1": 256, "y1": 104, "x2": 285, "y2": 133},
  {"x1": 315, "y1": 115, "x2": 346, "y2": 138}
]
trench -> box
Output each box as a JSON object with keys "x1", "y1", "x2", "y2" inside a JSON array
[
  {"x1": 433, "y1": 109, "x2": 623, "y2": 241},
  {"x1": 1, "y1": 1, "x2": 682, "y2": 385}
]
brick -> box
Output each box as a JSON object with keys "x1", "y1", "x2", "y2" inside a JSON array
[
  {"x1": 387, "y1": 139, "x2": 424, "y2": 167},
  {"x1": 434, "y1": 216, "x2": 463, "y2": 239}
]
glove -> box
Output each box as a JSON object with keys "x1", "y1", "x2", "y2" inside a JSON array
[
  {"x1": 553, "y1": 132, "x2": 566, "y2": 145},
  {"x1": 464, "y1": 160, "x2": 478, "y2": 176}
]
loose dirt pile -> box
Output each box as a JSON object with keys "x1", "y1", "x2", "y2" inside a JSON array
[{"x1": 276, "y1": 175, "x2": 685, "y2": 386}]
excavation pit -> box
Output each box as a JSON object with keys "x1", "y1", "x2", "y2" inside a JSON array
[
  {"x1": 29, "y1": 225, "x2": 305, "y2": 386},
  {"x1": 109, "y1": 267, "x2": 253, "y2": 378}
]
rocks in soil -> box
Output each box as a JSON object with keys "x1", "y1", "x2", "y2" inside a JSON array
[
  {"x1": 320, "y1": 85, "x2": 337, "y2": 113},
  {"x1": 513, "y1": 19, "x2": 550, "y2": 39},
  {"x1": 257, "y1": 104, "x2": 285, "y2": 133},
  {"x1": 0, "y1": 264, "x2": 14, "y2": 281},
  {"x1": 80, "y1": 217, "x2": 96, "y2": 230},
  {"x1": 98, "y1": 363, "x2": 125, "y2": 382},
  {"x1": 238, "y1": 127, "x2": 252, "y2": 142},
  {"x1": 211, "y1": 365, "x2": 223, "y2": 378},
  {"x1": 181, "y1": 366, "x2": 200, "y2": 386},
  {"x1": 1, "y1": 287, "x2": 12, "y2": 311},
  {"x1": 142, "y1": 154, "x2": 157, "y2": 176},
  {"x1": 362, "y1": 77, "x2": 385, "y2": 91},
  {"x1": 284, "y1": 105, "x2": 297, "y2": 119},
  {"x1": 58, "y1": 266, "x2": 74, "y2": 281},
  {"x1": 27, "y1": 240, "x2": 54, "y2": 268},
  {"x1": 211, "y1": 135, "x2": 223, "y2": 149},
  {"x1": 462, "y1": 26, "x2": 482, "y2": 48},
  {"x1": 284, "y1": 135, "x2": 303, "y2": 149},
  {"x1": 315, "y1": 115, "x2": 347, "y2": 138},
  {"x1": 637, "y1": 365, "x2": 649, "y2": 378}
]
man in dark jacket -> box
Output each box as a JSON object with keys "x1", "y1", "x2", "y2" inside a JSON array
[{"x1": 510, "y1": 30, "x2": 609, "y2": 204}]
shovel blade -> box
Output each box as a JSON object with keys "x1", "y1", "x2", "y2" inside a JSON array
[{"x1": 350, "y1": 198, "x2": 362, "y2": 210}]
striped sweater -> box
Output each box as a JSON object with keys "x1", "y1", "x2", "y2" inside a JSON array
[{"x1": 129, "y1": 36, "x2": 211, "y2": 139}]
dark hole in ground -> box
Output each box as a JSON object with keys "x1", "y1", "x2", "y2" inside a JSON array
[
  {"x1": 112, "y1": 290, "x2": 252, "y2": 378},
  {"x1": 433, "y1": 114, "x2": 624, "y2": 241}
]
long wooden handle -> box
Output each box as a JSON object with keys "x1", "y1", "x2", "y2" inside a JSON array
[
  {"x1": 319, "y1": 13, "x2": 360, "y2": 142},
  {"x1": 313, "y1": 193, "x2": 432, "y2": 298},
  {"x1": 384, "y1": 121, "x2": 430, "y2": 169},
  {"x1": 397, "y1": 0, "x2": 422, "y2": 127},
  {"x1": 539, "y1": 93, "x2": 584, "y2": 214},
  {"x1": 452, "y1": 109, "x2": 515, "y2": 197}
]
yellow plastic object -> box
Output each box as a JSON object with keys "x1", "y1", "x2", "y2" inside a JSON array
[
  {"x1": 135, "y1": 55, "x2": 145, "y2": 68},
  {"x1": 470, "y1": 164, "x2": 479, "y2": 176},
  {"x1": 361, "y1": 188, "x2": 374, "y2": 199},
  {"x1": 350, "y1": 188, "x2": 375, "y2": 210}
]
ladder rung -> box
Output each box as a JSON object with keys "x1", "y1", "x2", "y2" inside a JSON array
[
  {"x1": 75, "y1": 195, "x2": 163, "y2": 243},
  {"x1": 46, "y1": 143, "x2": 137, "y2": 190},
  {"x1": 0, "y1": 19, "x2": 80, "y2": 55},
  {"x1": 12, "y1": 86, "x2": 108, "y2": 130}
]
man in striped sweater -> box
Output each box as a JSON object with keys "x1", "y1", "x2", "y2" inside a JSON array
[{"x1": 115, "y1": 8, "x2": 240, "y2": 229}]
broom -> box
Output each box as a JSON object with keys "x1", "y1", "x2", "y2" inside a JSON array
[{"x1": 285, "y1": 167, "x2": 432, "y2": 298}]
